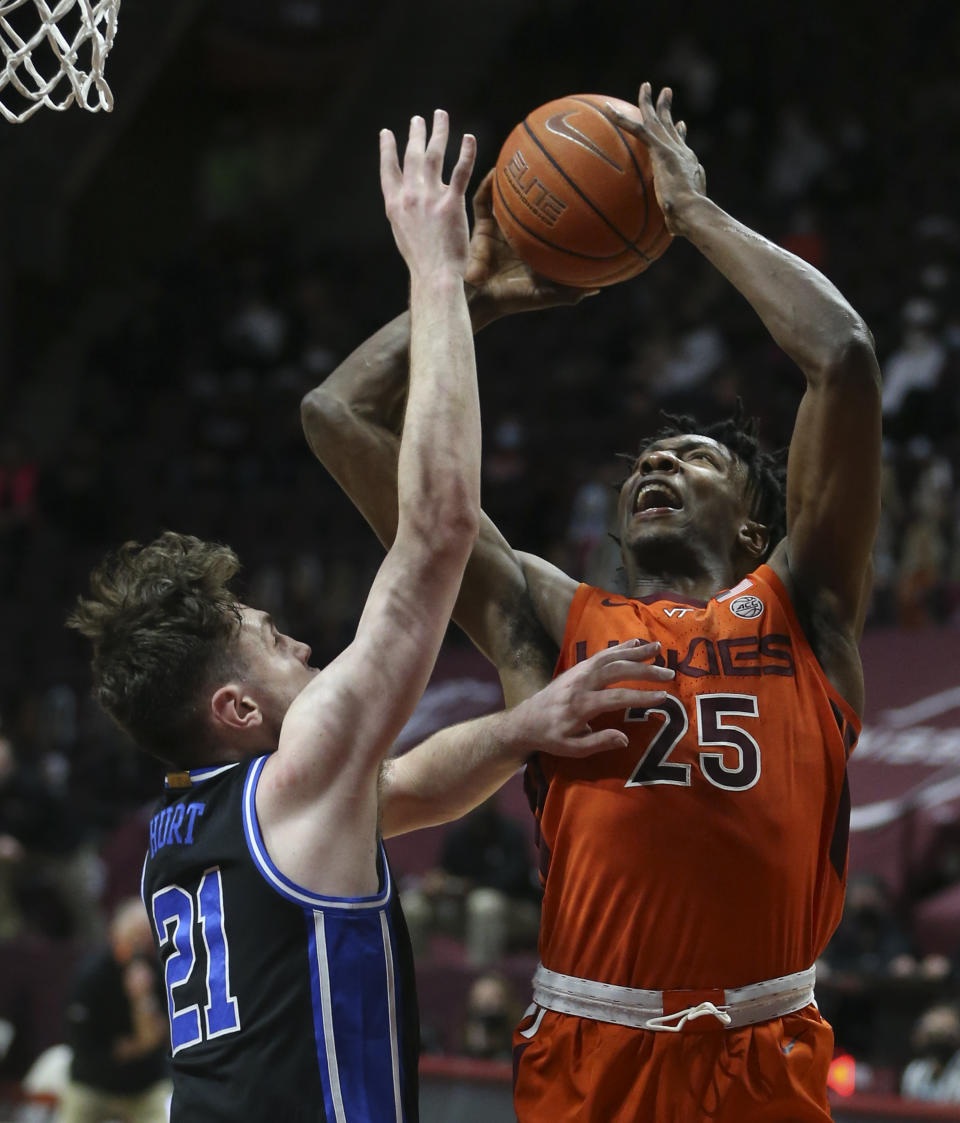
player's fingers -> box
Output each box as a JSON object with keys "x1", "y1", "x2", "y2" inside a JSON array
[
  {"x1": 580, "y1": 687, "x2": 669, "y2": 716},
  {"x1": 403, "y1": 114, "x2": 427, "y2": 176},
  {"x1": 448, "y1": 133, "x2": 477, "y2": 197},
  {"x1": 605, "y1": 100, "x2": 653, "y2": 142},
  {"x1": 677, "y1": 120, "x2": 687, "y2": 140},
  {"x1": 424, "y1": 108, "x2": 449, "y2": 177},
  {"x1": 563, "y1": 728, "x2": 630, "y2": 757},
  {"x1": 537, "y1": 279, "x2": 600, "y2": 305},
  {"x1": 637, "y1": 80, "x2": 658, "y2": 124},
  {"x1": 471, "y1": 167, "x2": 495, "y2": 221},
  {"x1": 656, "y1": 86, "x2": 677, "y2": 129},
  {"x1": 379, "y1": 128, "x2": 402, "y2": 197},
  {"x1": 580, "y1": 639, "x2": 659, "y2": 671},
  {"x1": 592, "y1": 660, "x2": 676, "y2": 687}
]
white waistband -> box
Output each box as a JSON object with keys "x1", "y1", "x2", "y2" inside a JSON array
[{"x1": 531, "y1": 964, "x2": 817, "y2": 1032}]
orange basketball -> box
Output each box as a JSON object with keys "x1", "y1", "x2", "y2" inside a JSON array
[{"x1": 493, "y1": 94, "x2": 672, "y2": 288}]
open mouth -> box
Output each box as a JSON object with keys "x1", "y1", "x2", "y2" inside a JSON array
[{"x1": 634, "y1": 481, "x2": 682, "y2": 515}]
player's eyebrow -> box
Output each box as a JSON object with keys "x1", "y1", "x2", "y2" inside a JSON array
[
  {"x1": 259, "y1": 613, "x2": 275, "y2": 637},
  {"x1": 635, "y1": 437, "x2": 731, "y2": 465},
  {"x1": 668, "y1": 438, "x2": 730, "y2": 459}
]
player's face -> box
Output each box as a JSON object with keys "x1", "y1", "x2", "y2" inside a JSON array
[
  {"x1": 617, "y1": 435, "x2": 752, "y2": 561},
  {"x1": 235, "y1": 606, "x2": 319, "y2": 732}
]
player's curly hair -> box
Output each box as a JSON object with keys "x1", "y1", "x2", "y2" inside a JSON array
[
  {"x1": 626, "y1": 402, "x2": 788, "y2": 559},
  {"x1": 67, "y1": 532, "x2": 244, "y2": 766}
]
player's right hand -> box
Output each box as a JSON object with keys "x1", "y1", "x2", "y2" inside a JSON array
[
  {"x1": 379, "y1": 109, "x2": 476, "y2": 281},
  {"x1": 509, "y1": 639, "x2": 675, "y2": 759},
  {"x1": 605, "y1": 83, "x2": 706, "y2": 236},
  {"x1": 465, "y1": 170, "x2": 595, "y2": 318}
]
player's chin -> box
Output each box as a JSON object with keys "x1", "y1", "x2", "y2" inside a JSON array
[
  {"x1": 623, "y1": 509, "x2": 686, "y2": 538},
  {"x1": 622, "y1": 515, "x2": 687, "y2": 552}
]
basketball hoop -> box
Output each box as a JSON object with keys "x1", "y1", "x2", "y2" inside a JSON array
[{"x1": 0, "y1": 0, "x2": 120, "y2": 124}]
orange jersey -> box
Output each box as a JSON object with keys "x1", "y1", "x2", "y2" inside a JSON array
[{"x1": 527, "y1": 563, "x2": 859, "y2": 991}]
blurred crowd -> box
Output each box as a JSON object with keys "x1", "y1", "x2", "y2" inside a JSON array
[{"x1": 0, "y1": 10, "x2": 959, "y2": 1112}]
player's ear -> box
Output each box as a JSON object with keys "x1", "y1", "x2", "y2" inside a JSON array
[
  {"x1": 210, "y1": 685, "x2": 264, "y2": 732},
  {"x1": 738, "y1": 519, "x2": 769, "y2": 561}
]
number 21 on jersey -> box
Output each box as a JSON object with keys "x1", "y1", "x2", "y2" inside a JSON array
[
  {"x1": 625, "y1": 692, "x2": 761, "y2": 791},
  {"x1": 151, "y1": 867, "x2": 241, "y2": 1054}
]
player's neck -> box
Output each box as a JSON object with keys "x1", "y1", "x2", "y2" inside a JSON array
[{"x1": 624, "y1": 552, "x2": 738, "y2": 603}]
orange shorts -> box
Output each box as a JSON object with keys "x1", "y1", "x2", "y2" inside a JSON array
[{"x1": 513, "y1": 1003, "x2": 834, "y2": 1123}]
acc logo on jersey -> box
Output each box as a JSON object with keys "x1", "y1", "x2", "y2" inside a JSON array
[{"x1": 729, "y1": 594, "x2": 764, "y2": 619}]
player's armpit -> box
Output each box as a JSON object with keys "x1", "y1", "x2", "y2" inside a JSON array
[
  {"x1": 451, "y1": 515, "x2": 560, "y2": 669},
  {"x1": 516, "y1": 551, "x2": 579, "y2": 647}
]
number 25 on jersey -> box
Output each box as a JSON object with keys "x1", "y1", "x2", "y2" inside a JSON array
[{"x1": 626, "y1": 692, "x2": 761, "y2": 791}]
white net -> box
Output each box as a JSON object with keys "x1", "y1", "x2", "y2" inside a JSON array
[{"x1": 0, "y1": 0, "x2": 120, "y2": 124}]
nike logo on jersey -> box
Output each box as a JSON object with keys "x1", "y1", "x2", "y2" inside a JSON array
[
  {"x1": 545, "y1": 111, "x2": 624, "y2": 172},
  {"x1": 781, "y1": 1034, "x2": 804, "y2": 1055},
  {"x1": 601, "y1": 598, "x2": 634, "y2": 608}
]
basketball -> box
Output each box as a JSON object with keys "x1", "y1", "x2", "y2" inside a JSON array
[{"x1": 493, "y1": 94, "x2": 672, "y2": 288}]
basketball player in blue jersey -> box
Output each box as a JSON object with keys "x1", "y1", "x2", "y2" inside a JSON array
[{"x1": 68, "y1": 111, "x2": 673, "y2": 1123}]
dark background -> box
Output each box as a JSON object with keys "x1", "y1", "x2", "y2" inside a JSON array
[{"x1": 0, "y1": 0, "x2": 958, "y2": 1096}]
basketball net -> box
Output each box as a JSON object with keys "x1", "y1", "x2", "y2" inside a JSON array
[{"x1": 0, "y1": 0, "x2": 120, "y2": 124}]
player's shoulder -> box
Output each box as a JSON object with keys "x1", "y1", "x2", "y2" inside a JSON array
[{"x1": 145, "y1": 760, "x2": 251, "y2": 877}]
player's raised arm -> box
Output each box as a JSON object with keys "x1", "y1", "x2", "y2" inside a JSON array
[
  {"x1": 609, "y1": 84, "x2": 882, "y2": 652},
  {"x1": 302, "y1": 172, "x2": 585, "y2": 692},
  {"x1": 257, "y1": 111, "x2": 482, "y2": 893}
]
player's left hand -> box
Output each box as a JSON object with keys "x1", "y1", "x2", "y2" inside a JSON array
[
  {"x1": 465, "y1": 170, "x2": 595, "y2": 319},
  {"x1": 605, "y1": 83, "x2": 706, "y2": 236},
  {"x1": 508, "y1": 639, "x2": 675, "y2": 759},
  {"x1": 379, "y1": 109, "x2": 476, "y2": 281}
]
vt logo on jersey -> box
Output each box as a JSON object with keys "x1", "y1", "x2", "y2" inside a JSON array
[
  {"x1": 663, "y1": 607, "x2": 693, "y2": 619},
  {"x1": 545, "y1": 111, "x2": 625, "y2": 172}
]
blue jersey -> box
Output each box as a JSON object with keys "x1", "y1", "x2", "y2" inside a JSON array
[{"x1": 141, "y1": 756, "x2": 419, "y2": 1122}]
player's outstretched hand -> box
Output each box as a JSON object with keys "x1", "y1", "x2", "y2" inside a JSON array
[
  {"x1": 465, "y1": 169, "x2": 595, "y2": 318},
  {"x1": 510, "y1": 639, "x2": 675, "y2": 759},
  {"x1": 380, "y1": 109, "x2": 476, "y2": 280},
  {"x1": 605, "y1": 83, "x2": 706, "y2": 235}
]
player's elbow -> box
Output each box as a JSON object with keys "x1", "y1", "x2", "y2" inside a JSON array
[
  {"x1": 300, "y1": 385, "x2": 341, "y2": 432},
  {"x1": 820, "y1": 323, "x2": 882, "y2": 395},
  {"x1": 301, "y1": 388, "x2": 350, "y2": 458}
]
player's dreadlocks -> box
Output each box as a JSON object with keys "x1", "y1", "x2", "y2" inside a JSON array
[
  {"x1": 646, "y1": 403, "x2": 787, "y2": 558},
  {"x1": 617, "y1": 402, "x2": 787, "y2": 560}
]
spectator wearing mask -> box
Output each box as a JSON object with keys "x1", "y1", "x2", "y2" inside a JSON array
[
  {"x1": 818, "y1": 873, "x2": 920, "y2": 1058},
  {"x1": 901, "y1": 1003, "x2": 960, "y2": 1103},
  {"x1": 462, "y1": 973, "x2": 521, "y2": 1062}
]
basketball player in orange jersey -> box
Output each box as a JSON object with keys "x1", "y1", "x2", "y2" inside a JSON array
[{"x1": 303, "y1": 83, "x2": 882, "y2": 1122}]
